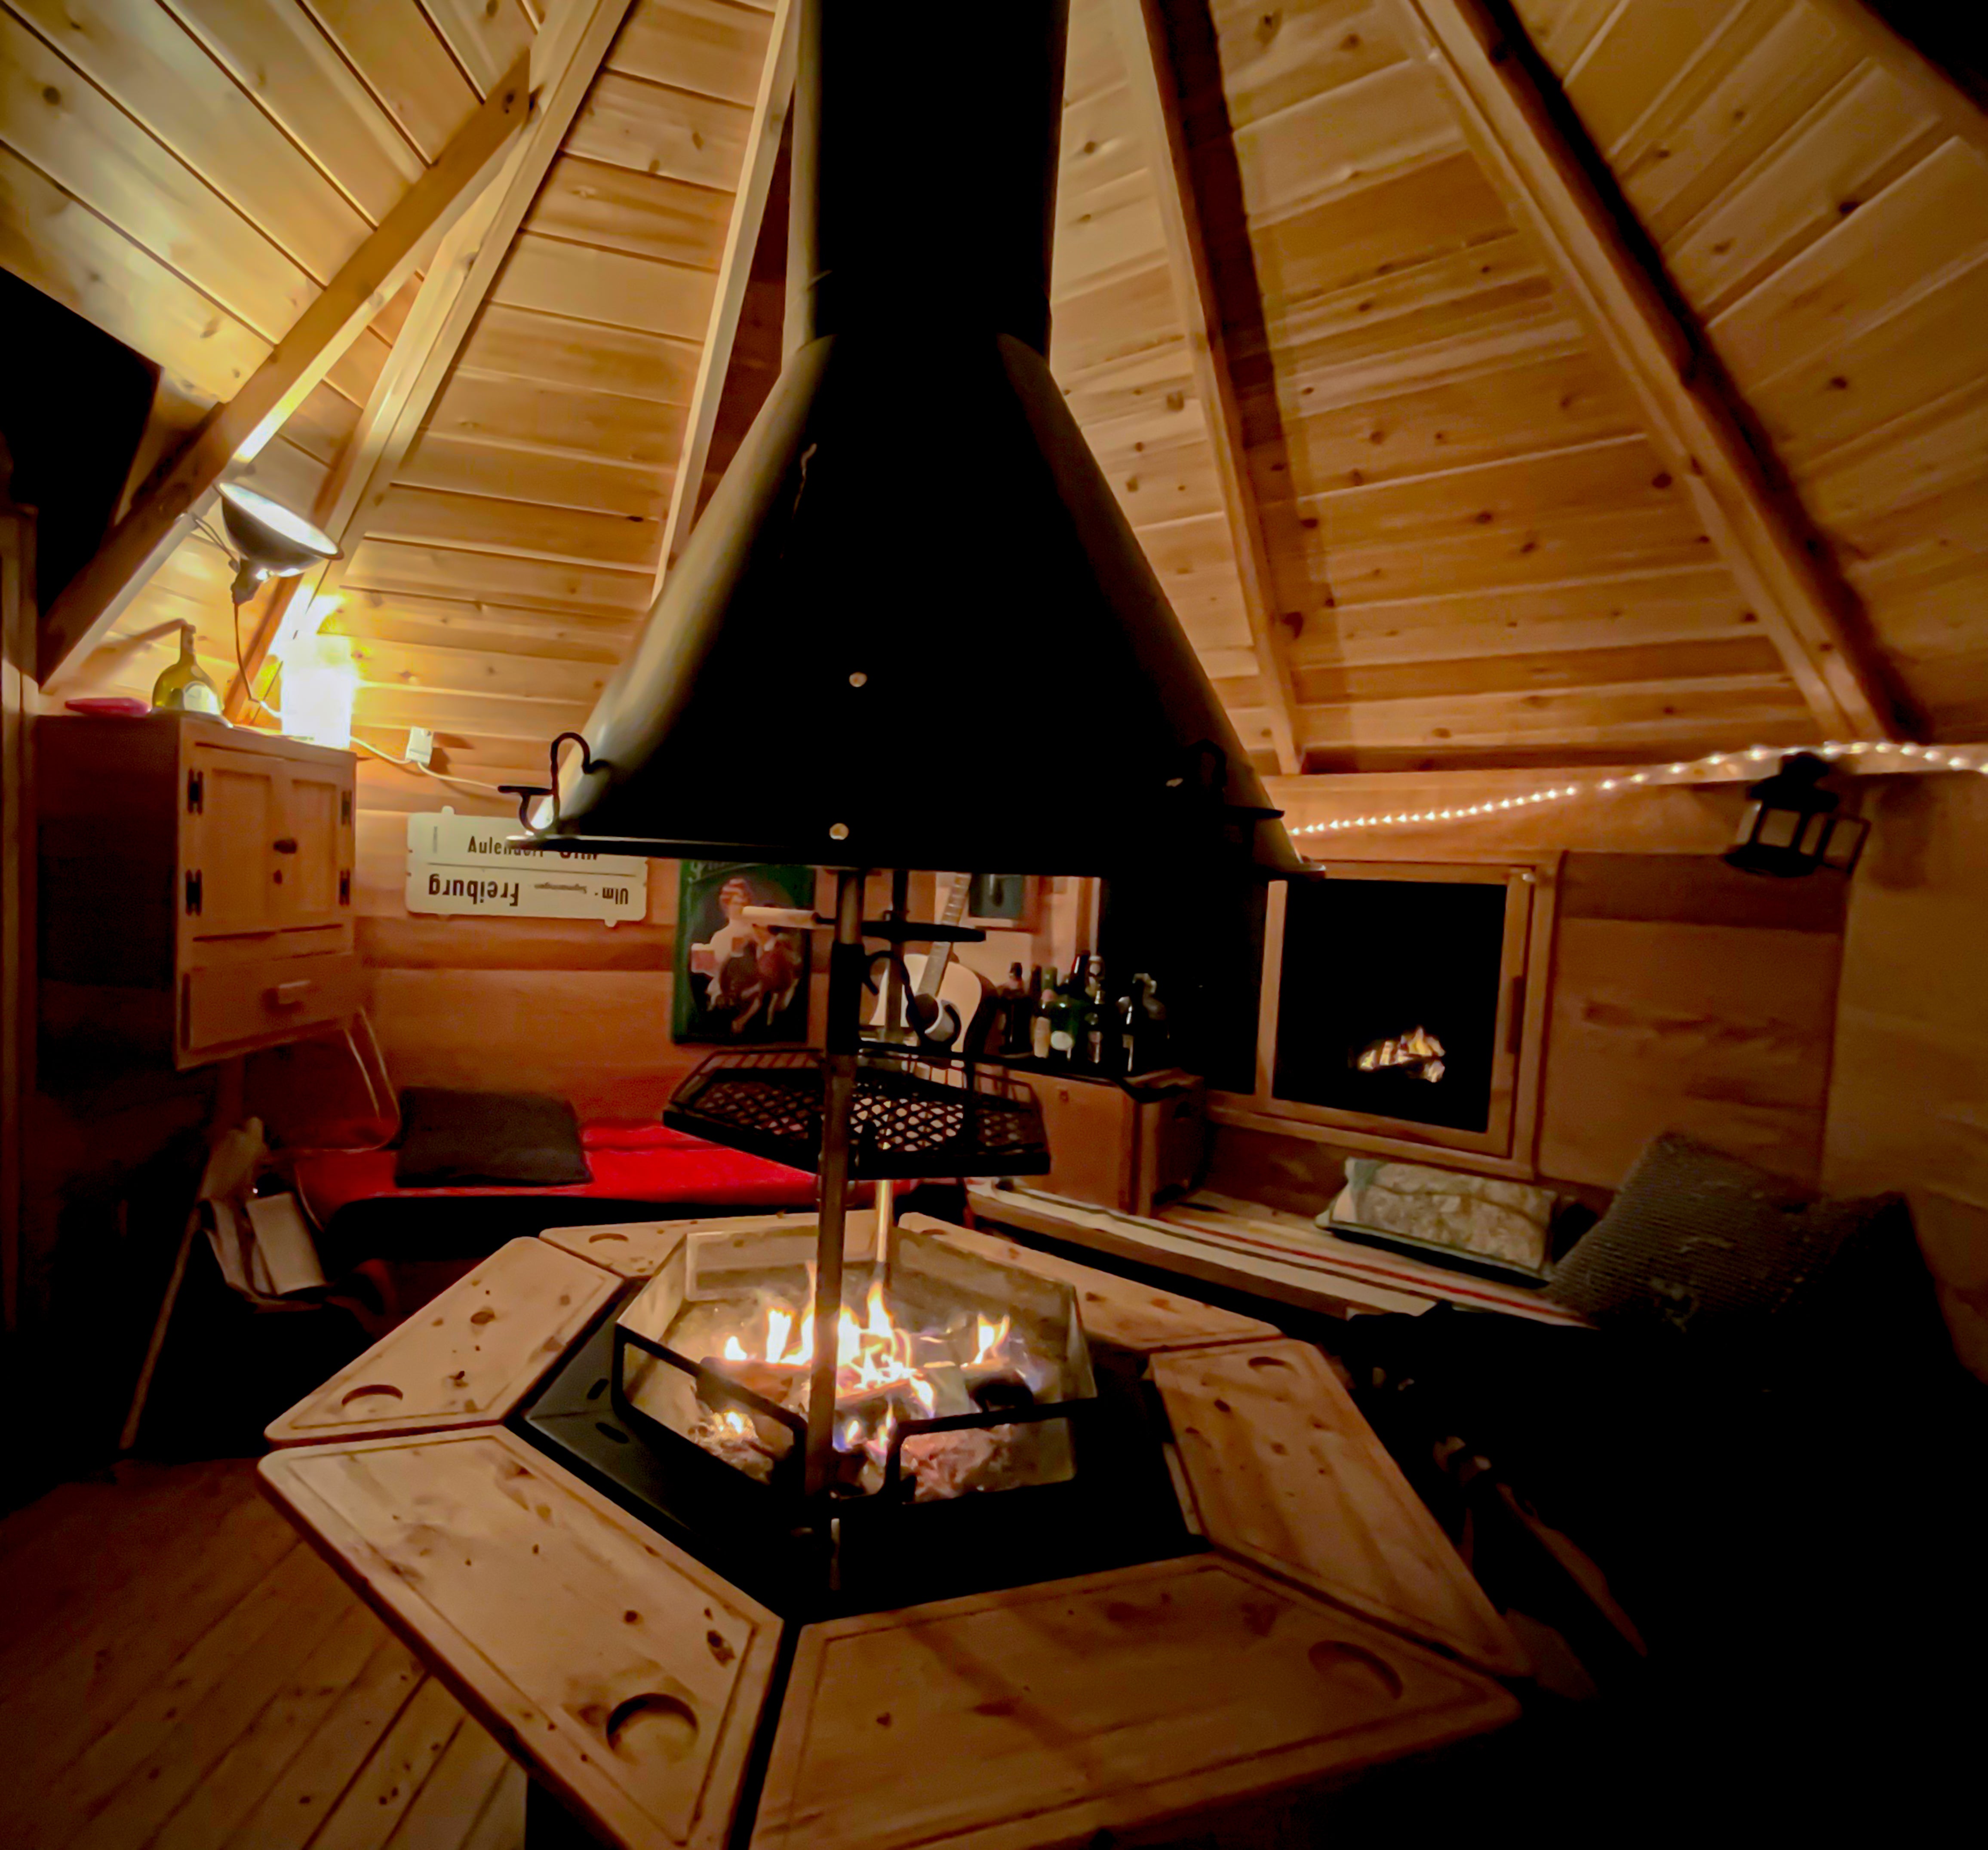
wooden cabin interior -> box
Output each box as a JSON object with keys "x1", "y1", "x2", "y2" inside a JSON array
[{"x1": 1, "y1": 0, "x2": 1984, "y2": 1844}]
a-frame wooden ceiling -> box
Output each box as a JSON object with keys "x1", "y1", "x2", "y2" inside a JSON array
[{"x1": 8, "y1": 0, "x2": 1987, "y2": 802}]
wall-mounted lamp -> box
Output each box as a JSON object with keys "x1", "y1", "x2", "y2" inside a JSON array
[
  {"x1": 215, "y1": 482, "x2": 339, "y2": 605},
  {"x1": 281, "y1": 630, "x2": 358, "y2": 751},
  {"x1": 1725, "y1": 751, "x2": 1869, "y2": 878}
]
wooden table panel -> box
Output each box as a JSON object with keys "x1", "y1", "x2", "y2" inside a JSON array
[
  {"x1": 260, "y1": 1429, "x2": 781, "y2": 1850},
  {"x1": 1153, "y1": 1340, "x2": 1529, "y2": 1676},
  {"x1": 750, "y1": 1554, "x2": 1517, "y2": 1850},
  {"x1": 900, "y1": 1213, "x2": 1278, "y2": 1353},
  {"x1": 265, "y1": 1239, "x2": 617, "y2": 1447},
  {"x1": 542, "y1": 1211, "x2": 868, "y2": 1279}
]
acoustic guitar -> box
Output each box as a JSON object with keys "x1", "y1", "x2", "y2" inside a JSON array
[{"x1": 867, "y1": 872, "x2": 992, "y2": 1052}]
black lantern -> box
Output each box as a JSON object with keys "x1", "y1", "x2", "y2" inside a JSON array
[{"x1": 1725, "y1": 752, "x2": 1868, "y2": 877}]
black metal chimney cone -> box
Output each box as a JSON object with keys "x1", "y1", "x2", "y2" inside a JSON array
[{"x1": 528, "y1": 0, "x2": 1302, "y2": 879}]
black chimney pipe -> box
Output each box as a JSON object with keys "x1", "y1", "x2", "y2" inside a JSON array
[
  {"x1": 528, "y1": 0, "x2": 1300, "y2": 879},
  {"x1": 790, "y1": 1, "x2": 1068, "y2": 355}
]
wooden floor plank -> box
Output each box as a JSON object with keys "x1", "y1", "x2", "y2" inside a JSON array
[
  {"x1": 65, "y1": 1559, "x2": 353, "y2": 1850},
  {"x1": 14, "y1": 1541, "x2": 324, "y2": 1848},
  {"x1": 457, "y1": 1764, "x2": 526, "y2": 1850},
  {"x1": 219, "y1": 1635, "x2": 427, "y2": 1850},
  {"x1": 383, "y1": 1711, "x2": 513, "y2": 1850},
  {"x1": 150, "y1": 1600, "x2": 395, "y2": 1850},
  {"x1": 307, "y1": 1677, "x2": 470, "y2": 1850},
  {"x1": 0, "y1": 1495, "x2": 302, "y2": 1840},
  {"x1": 0, "y1": 1460, "x2": 255, "y2": 1661}
]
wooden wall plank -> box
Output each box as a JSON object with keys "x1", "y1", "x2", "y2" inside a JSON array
[
  {"x1": 1825, "y1": 777, "x2": 1988, "y2": 1204},
  {"x1": 1538, "y1": 913, "x2": 1843, "y2": 1188}
]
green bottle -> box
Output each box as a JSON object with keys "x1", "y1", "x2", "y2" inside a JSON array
[{"x1": 151, "y1": 624, "x2": 223, "y2": 717}]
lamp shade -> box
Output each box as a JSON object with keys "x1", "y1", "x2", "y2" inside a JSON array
[
  {"x1": 1725, "y1": 752, "x2": 1868, "y2": 877},
  {"x1": 218, "y1": 482, "x2": 338, "y2": 573}
]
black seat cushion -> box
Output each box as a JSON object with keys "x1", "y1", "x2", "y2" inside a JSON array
[{"x1": 393, "y1": 1087, "x2": 590, "y2": 1188}]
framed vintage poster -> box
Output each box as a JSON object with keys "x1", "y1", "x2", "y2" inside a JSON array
[
  {"x1": 673, "y1": 861, "x2": 816, "y2": 1043},
  {"x1": 961, "y1": 873, "x2": 1042, "y2": 932}
]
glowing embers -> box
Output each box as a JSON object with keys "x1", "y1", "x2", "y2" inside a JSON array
[
  {"x1": 612, "y1": 1222, "x2": 1093, "y2": 1505},
  {"x1": 1355, "y1": 1025, "x2": 1446, "y2": 1084}
]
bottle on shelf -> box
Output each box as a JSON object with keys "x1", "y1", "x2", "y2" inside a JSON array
[
  {"x1": 996, "y1": 962, "x2": 1028, "y2": 1055},
  {"x1": 1139, "y1": 973, "x2": 1171, "y2": 1071},
  {"x1": 1118, "y1": 983, "x2": 1142, "y2": 1076},
  {"x1": 1050, "y1": 979, "x2": 1085, "y2": 1063},
  {"x1": 1082, "y1": 957, "x2": 1107, "y2": 1070},
  {"x1": 1030, "y1": 974, "x2": 1055, "y2": 1061},
  {"x1": 151, "y1": 623, "x2": 224, "y2": 718}
]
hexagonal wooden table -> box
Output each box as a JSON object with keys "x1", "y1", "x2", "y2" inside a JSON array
[{"x1": 260, "y1": 1213, "x2": 1524, "y2": 1849}]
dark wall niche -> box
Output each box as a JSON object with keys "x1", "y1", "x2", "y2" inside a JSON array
[{"x1": 0, "y1": 267, "x2": 160, "y2": 615}]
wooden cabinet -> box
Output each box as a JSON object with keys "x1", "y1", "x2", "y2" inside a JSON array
[
  {"x1": 1032, "y1": 1068, "x2": 1206, "y2": 1217},
  {"x1": 39, "y1": 715, "x2": 357, "y2": 1070}
]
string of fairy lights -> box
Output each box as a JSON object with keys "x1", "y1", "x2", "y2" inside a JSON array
[{"x1": 1287, "y1": 739, "x2": 1988, "y2": 842}]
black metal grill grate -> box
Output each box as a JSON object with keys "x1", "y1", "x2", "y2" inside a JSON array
[{"x1": 664, "y1": 1048, "x2": 1049, "y2": 1179}]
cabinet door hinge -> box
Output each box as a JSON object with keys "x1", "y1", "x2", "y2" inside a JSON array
[
  {"x1": 184, "y1": 870, "x2": 203, "y2": 916},
  {"x1": 186, "y1": 769, "x2": 203, "y2": 814},
  {"x1": 338, "y1": 869, "x2": 351, "y2": 907},
  {"x1": 339, "y1": 790, "x2": 352, "y2": 825}
]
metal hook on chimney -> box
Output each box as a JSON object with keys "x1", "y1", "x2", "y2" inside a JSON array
[{"x1": 498, "y1": 732, "x2": 611, "y2": 833}]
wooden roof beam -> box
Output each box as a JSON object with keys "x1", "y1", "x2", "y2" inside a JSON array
[
  {"x1": 225, "y1": 0, "x2": 641, "y2": 723},
  {"x1": 648, "y1": 0, "x2": 797, "y2": 606},
  {"x1": 38, "y1": 53, "x2": 532, "y2": 691},
  {"x1": 1392, "y1": 0, "x2": 1912, "y2": 744},
  {"x1": 1106, "y1": 0, "x2": 1306, "y2": 776}
]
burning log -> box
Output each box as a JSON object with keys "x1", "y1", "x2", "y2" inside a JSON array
[{"x1": 1355, "y1": 1025, "x2": 1447, "y2": 1083}]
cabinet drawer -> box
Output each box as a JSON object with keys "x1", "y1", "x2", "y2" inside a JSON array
[{"x1": 182, "y1": 951, "x2": 360, "y2": 1059}]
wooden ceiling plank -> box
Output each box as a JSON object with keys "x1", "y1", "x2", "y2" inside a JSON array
[
  {"x1": 224, "y1": 0, "x2": 642, "y2": 721},
  {"x1": 0, "y1": 141, "x2": 264, "y2": 405},
  {"x1": 648, "y1": 0, "x2": 795, "y2": 604},
  {"x1": 1803, "y1": 0, "x2": 1988, "y2": 166},
  {"x1": 608, "y1": 0, "x2": 776, "y2": 107},
  {"x1": 166, "y1": 0, "x2": 427, "y2": 225},
  {"x1": 38, "y1": 55, "x2": 531, "y2": 689},
  {"x1": 1392, "y1": 0, "x2": 1909, "y2": 743},
  {"x1": 0, "y1": 10, "x2": 320, "y2": 341},
  {"x1": 420, "y1": 0, "x2": 539, "y2": 100},
  {"x1": 301, "y1": 0, "x2": 482, "y2": 160},
  {"x1": 1107, "y1": 0, "x2": 1305, "y2": 775}
]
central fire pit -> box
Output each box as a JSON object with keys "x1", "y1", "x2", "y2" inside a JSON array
[
  {"x1": 516, "y1": 1216, "x2": 1201, "y2": 1618},
  {"x1": 614, "y1": 1221, "x2": 1094, "y2": 1505}
]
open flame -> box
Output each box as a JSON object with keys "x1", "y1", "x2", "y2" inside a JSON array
[
  {"x1": 1355, "y1": 1025, "x2": 1445, "y2": 1083},
  {"x1": 706, "y1": 1280, "x2": 1027, "y2": 1488}
]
